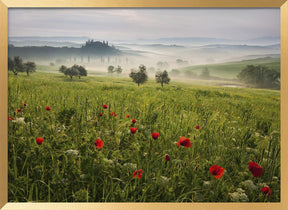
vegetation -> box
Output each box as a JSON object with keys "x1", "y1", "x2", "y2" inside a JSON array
[
  {"x1": 200, "y1": 67, "x2": 210, "y2": 79},
  {"x1": 24, "y1": 62, "x2": 36, "y2": 76},
  {"x1": 8, "y1": 71, "x2": 280, "y2": 202},
  {"x1": 8, "y1": 56, "x2": 36, "y2": 76},
  {"x1": 115, "y1": 66, "x2": 123, "y2": 75},
  {"x1": 180, "y1": 57, "x2": 280, "y2": 79},
  {"x1": 108, "y1": 65, "x2": 114, "y2": 74},
  {"x1": 157, "y1": 61, "x2": 169, "y2": 70},
  {"x1": 237, "y1": 65, "x2": 280, "y2": 89},
  {"x1": 59, "y1": 64, "x2": 87, "y2": 79},
  {"x1": 155, "y1": 70, "x2": 171, "y2": 87},
  {"x1": 129, "y1": 65, "x2": 148, "y2": 86}
]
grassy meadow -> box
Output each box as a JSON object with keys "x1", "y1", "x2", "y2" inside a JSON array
[
  {"x1": 180, "y1": 57, "x2": 280, "y2": 79},
  {"x1": 8, "y1": 72, "x2": 280, "y2": 202}
]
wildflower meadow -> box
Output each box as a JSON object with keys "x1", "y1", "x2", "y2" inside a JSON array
[{"x1": 8, "y1": 72, "x2": 280, "y2": 202}]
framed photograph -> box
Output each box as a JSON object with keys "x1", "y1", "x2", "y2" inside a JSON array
[{"x1": 1, "y1": 0, "x2": 288, "y2": 210}]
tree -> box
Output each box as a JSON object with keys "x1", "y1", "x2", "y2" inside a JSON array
[
  {"x1": 71, "y1": 64, "x2": 87, "y2": 78},
  {"x1": 59, "y1": 65, "x2": 68, "y2": 74},
  {"x1": 60, "y1": 64, "x2": 87, "y2": 79},
  {"x1": 155, "y1": 70, "x2": 171, "y2": 87},
  {"x1": 8, "y1": 56, "x2": 24, "y2": 75},
  {"x1": 129, "y1": 65, "x2": 148, "y2": 86},
  {"x1": 24, "y1": 61, "x2": 36, "y2": 76},
  {"x1": 176, "y1": 59, "x2": 188, "y2": 66},
  {"x1": 8, "y1": 57, "x2": 15, "y2": 74},
  {"x1": 115, "y1": 66, "x2": 122, "y2": 74},
  {"x1": 65, "y1": 67, "x2": 79, "y2": 79},
  {"x1": 200, "y1": 67, "x2": 210, "y2": 79},
  {"x1": 237, "y1": 65, "x2": 280, "y2": 89},
  {"x1": 108, "y1": 65, "x2": 114, "y2": 74},
  {"x1": 14, "y1": 56, "x2": 25, "y2": 74}
]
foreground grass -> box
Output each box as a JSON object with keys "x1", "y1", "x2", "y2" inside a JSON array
[{"x1": 8, "y1": 72, "x2": 280, "y2": 202}]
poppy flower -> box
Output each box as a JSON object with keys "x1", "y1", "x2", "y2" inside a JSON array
[
  {"x1": 109, "y1": 112, "x2": 115, "y2": 116},
  {"x1": 17, "y1": 108, "x2": 21, "y2": 112},
  {"x1": 99, "y1": 113, "x2": 103, "y2": 116},
  {"x1": 125, "y1": 114, "x2": 130, "y2": 118},
  {"x1": 262, "y1": 187, "x2": 271, "y2": 196},
  {"x1": 165, "y1": 154, "x2": 170, "y2": 161},
  {"x1": 177, "y1": 136, "x2": 191, "y2": 148},
  {"x1": 94, "y1": 139, "x2": 104, "y2": 149},
  {"x1": 23, "y1": 102, "x2": 27, "y2": 106},
  {"x1": 248, "y1": 162, "x2": 263, "y2": 177},
  {"x1": 130, "y1": 127, "x2": 137, "y2": 134},
  {"x1": 210, "y1": 165, "x2": 225, "y2": 179},
  {"x1": 132, "y1": 119, "x2": 137, "y2": 124},
  {"x1": 36, "y1": 137, "x2": 44, "y2": 145},
  {"x1": 152, "y1": 132, "x2": 159, "y2": 139},
  {"x1": 45, "y1": 106, "x2": 51, "y2": 111},
  {"x1": 114, "y1": 114, "x2": 117, "y2": 117},
  {"x1": 133, "y1": 169, "x2": 143, "y2": 179},
  {"x1": 8, "y1": 117, "x2": 15, "y2": 121},
  {"x1": 195, "y1": 125, "x2": 201, "y2": 130},
  {"x1": 103, "y1": 104, "x2": 108, "y2": 109}
]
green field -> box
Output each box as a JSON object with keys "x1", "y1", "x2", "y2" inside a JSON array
[
  {"x1": 180, "y1": 57, "x2": 280, "y2": 79},
  {"x1": 8, "y1": 72, "x2": 280, "y2": 202}
]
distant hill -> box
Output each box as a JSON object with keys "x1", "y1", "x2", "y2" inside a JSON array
[
  {"x1": 8, "y1": 40, "x2": 122, "y2": 60},
  {"x1": 179, "y1": 57, "x2": 280, "y2": 79}
]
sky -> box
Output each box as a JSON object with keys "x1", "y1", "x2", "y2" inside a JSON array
[{"x1": 8, "y1": 8, "x2": 280, "y2": 41}]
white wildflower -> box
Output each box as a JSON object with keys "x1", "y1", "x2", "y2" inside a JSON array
[
  {"x1": 103, "y1": 158, "x2": 113, "y2": 165},
  {"x1": 64, "y1": 149, "x2": 79, "y2": 156},
  {"x1": 241, "y1": 180, "x2": 258, "y2": 191},
  {"x1": 229, "y1": 188, "x2": 249, "y2": 202},
  {"x1": 12, "y1": 117, "x2": 26, "y2": 125}
]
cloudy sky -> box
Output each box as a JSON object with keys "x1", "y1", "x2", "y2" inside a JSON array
[{"x1": 8, "y1": 9, "x2": 280, "y2": 40}]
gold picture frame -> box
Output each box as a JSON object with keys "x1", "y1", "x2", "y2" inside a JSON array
[{"x1": 0, "y1": 0, "x2": 288, "y2": 209}]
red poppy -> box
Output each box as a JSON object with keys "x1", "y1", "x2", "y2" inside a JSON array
[
  {"x1": 248, "y1": 162, "x2": 263, "y2": 177},
  {"x1": 262, "y1": 187, "x2": 271, "y2": 196},
  {"x1": 17, "y1": 108, "x2": 21, "y2": 112},
  {"x1": 23, "y1": 102, "x2": 27, "y2": 106},
  {"x1": 165, "y1": 154, "x2": 170, "y2": 161},
  {"x1": 36, "y1": 137, "x2": 44, "y2": 145},
  {"x1": 114, "y1": 114, "x2": 117, "y2": 117},
  {"x1": 130, "y1": 127, "x2": 137, "y2": 134},
  {"x1": 133, "y1": 169, "x2": 143, "y2": 179},
  {"x1": 125, "y1": 114, "x2": 130, "y2": 118},
  {"x1": 45, "y1": 106, "x2": 51, "y2": 111},
  {"x1": 176, "y1": 136, "x2": 191, "y2": 148},
  {"x1": 8, "y1": 117, "x2": 15, "y2": 121},
  {"x1": 210, "y1": 165, "x2": 225, "y2": 179},
  {"x1": 152, "y1": 132, "x2": 159, "y2": 139},
  {"x1": 103, "y1": 104, "x2": 108, "y2": 109},
  {"x1": 195, "y1": 125, "x2": 201, "y2": 130},
  {"x1": 109, "y1": 112, "x2": 115, "y2": 116},
  {"x1": 94, "y1": 139, "x2": 104, "y2": 149},
  {"x1": 99, "y1": 113, "x2": 103, "y2": 116},
  {"x1": 132, "y1": 119, "x2": 137, "y2": 123}
]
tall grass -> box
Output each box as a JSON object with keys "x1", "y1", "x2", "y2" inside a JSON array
[{"x1": 8, "y1": 72, "x2": 280, "y2": 202}]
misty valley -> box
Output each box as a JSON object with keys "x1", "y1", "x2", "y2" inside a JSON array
[{"x1": 8, "y1": 35, "x2": 280, "y2": 202}]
